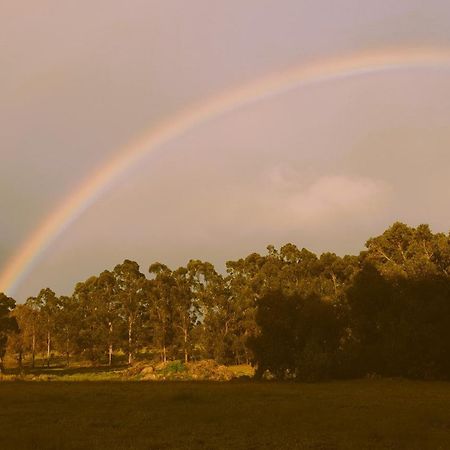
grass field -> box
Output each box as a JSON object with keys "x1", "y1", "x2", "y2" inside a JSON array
[{"x1": 2, "y1": 379, "x2": 450, "y2": 449}]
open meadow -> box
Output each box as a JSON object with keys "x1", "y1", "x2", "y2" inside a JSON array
[
  {"x1": 3, "y1": 2, "x2": 450, "y2": 449},
  {"x1": 2, "y1": 378, "x2": 450, "y2": 449}
]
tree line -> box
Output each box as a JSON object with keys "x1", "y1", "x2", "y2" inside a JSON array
[{"x1": 0, "y1": 222, "x2": 449, "y2": 380}]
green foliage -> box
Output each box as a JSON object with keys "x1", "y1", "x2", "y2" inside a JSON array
[
  {"x1": 250, "y1": 290, "x2": 343, "y2": 380},
  {"x1": 347, "y1": 263, "x2": 450, "y2": 378},
  {"x1": 4, "y1": 222, "x2": 450, "y2": 382},
  {"x1": 0, "y1": 293, "x2": 18, "y2": 371},
  {"x1": 160, "y1": 360, "x2": 186, "y2": 375}
]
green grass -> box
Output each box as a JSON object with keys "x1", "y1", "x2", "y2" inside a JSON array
[
  {"x1": 227, "y1": 364, "x2": 254, "y2": 378},
  {"x1": 3, "y1": 364, "x2": 128, "y2": 381},
  {"x1": 3, "y1": 361, "x2": 254, "y2": 382},
  {"x1": 1, "y1": 379, "x2": 450, "y2": 449}
]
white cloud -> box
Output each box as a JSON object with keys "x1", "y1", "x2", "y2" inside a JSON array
[
  {"x1": 285, "y1": 175, "x2": 389, "y2": 222},
  {"x1": 230, "y1": 167, "x2": 391, "y2": 230}
]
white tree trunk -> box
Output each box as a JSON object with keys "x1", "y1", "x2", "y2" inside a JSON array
[
  {"x1": 47, "y1": 330, "x2": 51, "y2": 368},
  {"x1": 184, "y1": 328, "x2": 188, "y2": 363},
  {"x1": 32, "y1": 329, "x2": 36, "y2": 369},
  {"x1": 108, "y1": 322, "x2": 113, "y2": 366},
  {"x1": 128, "y1": 318, "x2": 133, "y2": 365}
]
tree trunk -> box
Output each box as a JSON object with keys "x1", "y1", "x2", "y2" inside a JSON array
[
  {"x1": 66, "y1": 336, "x2": 70, "y2": 367},
  {"x1": 184, "y1": 328, "x2": 188, "y2": 363},
  {"x1": 162, "y1": 323, "x2": 167, "y2": 362},
  {"x1": 128, "y1": 318, "x2": 133, "y2": 365},
  {"x1": 31, "y1": 328, "x2": 36, "y2": 369},
  {"x1": 157, "y1": 308, "x2": 167, "y2": 362},
  {"x1": 108, "y1": 322, "x2": 113, "y2": 367},
  {"x1": 331, "y1": 272, "x2": 338, "y2": 299},
  {"x1": 18, "y1": 351, "x2": 23, "y2": 374},
  {"x1": 47, "y1": 330, "x2": 51, "y2": 368}
]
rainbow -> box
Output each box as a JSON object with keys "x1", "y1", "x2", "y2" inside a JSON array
[{"x1": 2, "y1": 46, "x2": 450, "y2": 296}]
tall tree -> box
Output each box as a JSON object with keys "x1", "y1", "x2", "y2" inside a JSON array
[
  {"x1": 365, "y1": 222, "x2": 449, "y2": 278},
  {"x1": 24, "y1": 296, "x2": 42, "y2": 368},
  {"x1": 55, "y1": 295, "x2": 82, "y2": 367},
  {"x1": 93, "y1": 271, "x2": 121, "y2": 366},
  {"x1": 250, "y1": 289, "x2": 343, "y2": 380},
  {"x1": 38, "y1": 288, "x2": 59, "y2": 368},
  {"x1": 0, "y1": 293, "x2": 18, "y2": 373},
  {"x1": 73, "y1": 276, "x2": 104, "y2": 363},
  {"x1": 113, "y1": 260, "x2": 146, "y2": 365},
  {"x1": 7, "y1": 303, "x2": 36, "y2": 372},
  {"x1": 148, "y1": 263, "x2": 176, "y2": 362}
]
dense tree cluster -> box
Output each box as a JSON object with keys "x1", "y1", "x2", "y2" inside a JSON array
[
  {"x1": 1, "y1": 222, "x2": 449, "y2": 380},
  {"x1": 251, "y1": 223, "x2": 450, "y2": 380}
]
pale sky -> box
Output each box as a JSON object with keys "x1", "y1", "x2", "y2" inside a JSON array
[{"x1": 1, "y1": 0, "x2": 450, "y2": 300}]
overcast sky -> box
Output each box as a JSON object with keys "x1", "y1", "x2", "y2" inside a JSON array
[{"x1": 2, "y1": 0, "x2": 450, "y2": 300}]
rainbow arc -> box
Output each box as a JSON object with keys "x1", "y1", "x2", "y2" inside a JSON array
[{"x1": 2, "y1": 46, "x2": 450, "y2": 296}]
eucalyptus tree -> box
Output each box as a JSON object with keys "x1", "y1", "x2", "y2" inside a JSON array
[
  {"x1": 170, "y1": 266, "x2": 195, "y2": 363},
  {"x1": 226, "y1": 244, "x2": 356, "y2": 367},
  {"x1": 225, "y1": 252, "x2": 268, "y2": 364},
  {"x1": 56, "y1": 295, "x2": 83, "y2": 366},
  {"x1": 316, "y1": 253, "x2": 354, "y2": 301},
  {"x1": 186, "y1": 261, "x2": 232, "y2": 362},
  {"x1": 148, "y1": 263, "x2": 176, "y2": 362},
  {"x1": 72, "y1": 272, "x2": 123, "y2": 364},
  {"x1": 251, "y1": 289, "x2": 343, "y2": 380},
  {"x1": 38, "y1": 288, "x2": 59, "y2": 367},
  {"x1": 94, "y1": 270, "x2": 121, "y2": 366},
  {"x1": 433, "y1": 230, "x2": 450, "y2": 276},
  {"x1": 23, "y1": 295, "x2": 45, "y2": 367},
  {"x1": 174, "y1": 260, "x2": 217, "y2": 362},
  {"x1": 72, "y1": 276, "x2": 103, "y2": 362},
  {"x1": 364, "y1": 222, "x2": 449, "y2": 278},
  {"x1": 147, "y1": 262, "x2": 202, "y2": 362},
  {"x1": 224, "y1": 245, "x2": 321, "y2": 364},
  {"x1": 0, "y1": 293, "x2": 17, "y2": 373},
  {"x1": 199, "y1": 272, "x2": 247, "y2": 363},
  {"x1": 113, "y1": 260, "x2": 147, "y2": 364},
  {"x1": 276, "y1": 244, "x2": 321, "y2": 295},
  {"x1": 7, "y1": 303, "x2": 34, "y2": 371}
]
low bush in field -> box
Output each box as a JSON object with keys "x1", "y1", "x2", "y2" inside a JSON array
[
  {"x1": 129, "y1": 360, "x2": 238, "y2": 381},
  {"x1": 186, "y1": 360, "x2": 234, "y2": 381}
]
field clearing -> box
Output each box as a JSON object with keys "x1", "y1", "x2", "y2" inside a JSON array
[{"x1": 1, "y1": 379, "x2": 450, "y2": 449}]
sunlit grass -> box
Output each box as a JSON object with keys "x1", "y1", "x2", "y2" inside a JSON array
[
  {"x1": 3, "y1": 360, "x2": 253, "y2": 382},
  {"x1": 227, "y1": 364, "x2": 254, "y2": 377}
]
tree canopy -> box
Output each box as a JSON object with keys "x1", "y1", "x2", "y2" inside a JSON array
[{"x1": 2, "y1": 222, "x2": 449, "y2": 380}]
